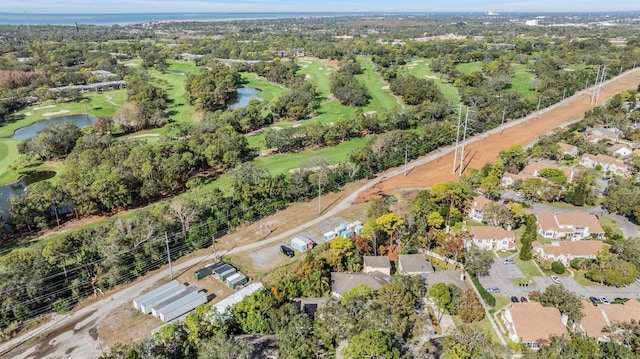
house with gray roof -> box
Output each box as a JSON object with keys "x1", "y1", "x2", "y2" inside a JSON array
[
  {"x1": 330, "y1": 272, "x2": 389, "y2": 298},
  {"x1": 397, "y1": 254, "x2": 434, "y2": 276}
]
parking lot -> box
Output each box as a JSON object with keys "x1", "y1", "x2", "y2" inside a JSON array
[{"x1": 479, "y1": 258, "x2": 640, "y2": 303}]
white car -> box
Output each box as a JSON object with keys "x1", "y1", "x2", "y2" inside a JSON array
[
  {"x1": 600, "y1": 297, "x2": 610, "y2": 304},
  {"x1": 551, "y1": 276, "x2": 560, "y2": 284},
  {"x1": 503, "y1": 258, "x2": 515, "y2": 265}
]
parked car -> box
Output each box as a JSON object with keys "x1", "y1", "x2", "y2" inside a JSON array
[
  {"x1": 551, "y1": 276, "x2": 560, "y2": 284},
  {"x1": 486, "y1": 287, "x2": 500, "y2": 293},
  {"x1": 510, "y1": 296, "x2": 520, "y2": 303},
  {"x1": 503, "y1": 258, "x2": 515, "y2": 265},
  {"x1": 600, "y1": 297, "x2": 610, "y2": 304},
  {"x1": 280, "y1": 245, "x2": 294, "y2": 258},
  {"x1": 520, "y1": 297, "x2": 528, "y2": 303},
  {"x1": 589, "y1": 297, "x2": 601, "y2": 305}
]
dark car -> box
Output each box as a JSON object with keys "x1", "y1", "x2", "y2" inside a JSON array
[
  {"x1": 280, "y1": 245, "x2": 294, "y2": 257},
  {"x1": 589, "y1": 297, "x2": 601, "y2": 305},
  {"x1": 510, "y1": 296, "x2": 519, "y2": 303},
  {"x1": 520, "y1": 297, "x2": 528, "y2": 303}
]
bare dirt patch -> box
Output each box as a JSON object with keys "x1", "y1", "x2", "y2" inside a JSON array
[
  {"x1": 99, "y1": 304, "x2": 161, "y2": 351},
  {"x1": 318, "y1": 58, "x2": 339, "y2": 69},
  {"x1": 359, "y1": 69, "x2": 640, "y2": 200}
]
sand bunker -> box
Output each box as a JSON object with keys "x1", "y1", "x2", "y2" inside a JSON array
[
  {"x1": 33, "y1": 104, "x2": 56, "y2": 111},
  {"x1": 42, "y1": 110, "x2": 69, "y2": 117}
]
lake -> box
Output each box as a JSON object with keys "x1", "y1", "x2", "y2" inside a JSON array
[
  {"x1": 0, "y1": 171, "x2": 56, "y2": 216},
  {"x1": 12, "y1": 114, "x2": 96, "y2": 140},
  {"x1": 229, "y1": 87, "x2": 262, "y2": 110}
]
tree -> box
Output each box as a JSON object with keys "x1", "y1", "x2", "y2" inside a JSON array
[
  {"x1": 499, "y1": 145, "x2": 527, "y2": 173},
  {"x1": 198, "y1": 332, "x2": 254, "y2": 359},
  {"x1": 540, "y1": 284, "x2": 584, "y2": 322},
  {"x1": 519, "y1": 215, "x2": 536, "y2": 261},
  {"x1": 329, "y1": 236, "x2": 358, "y2": 272},
  {"x1": 551, "y1": 261, "x2": 566, "y2": 274},
  {"x1": 464, "y1": 247, "x2": 493, "y2": 277},
  {"x1": 442, "y1": 233, "x2": 466, "y2": 264},
  {"x1": 375, "y1": 212, "x2": 406, "y2": 245},
  {"x1": 427, "y1": 283, "x2": 452, "y2": 321},
  {"x1": 443, "y1": 325, "x2": 509, "y2": 359},
  {"x1": 342, "y1": 330, "x2": 400, "y2": 359},
  {"x1": 586, "y1": 248, "x2": 638, "y2": 287},
  {"x1": 482, "y1": 202, "x2": 514, "y2": 229},
  {"x1": 458, "y1": 290, "x2": 485, "y2": 323},
  {"x1": 538, "y1": 168, "x2": 567, "y2": 186}
]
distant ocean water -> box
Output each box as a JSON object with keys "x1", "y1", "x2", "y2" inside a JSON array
[{"x1": 0, "y1": 12, "x2": 375, "y2": 26}]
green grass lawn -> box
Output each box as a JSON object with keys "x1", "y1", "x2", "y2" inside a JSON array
[
  {"x1": 355, "y1": 57, "x2": 401, "y2": 111},
  {"x1": 451, "y1": 315, "x2": 501, "y2": 344},
  {"x1": 567, "y1": 63, "x2": 588, "y2": 71},
  {"x1": 253, "y1": 137, "x2": 369, "y2": 176},
  {"x1": 510, "y1": 64, "x2": 535, "y2": 100},
  {"x1": 296, "y1": 58, "x2": 358, "y2": 126},
  {"x1": 240, "y1": 72, "x2": 288, "y2": 104},
  {"x1": 492, "y1": 294, "x2": 512, "y2": 311},
  {"x1": 397, "y1": 58, "x2": 460, "y2": 104},
  {"x1": 456, "y1": 61, "x2": 483, "y2": 75},
  {"x1": 574, "y1": 271, "x2": 596, "y2": 286},
  {"x1": 147, "y1": 60, "x2": 197, "y2": 123},
  {"x1": 599, "y1": 216, "x2": 624, "y2": 237},
  {"x1": 515, "y1": 257, "x2": 544, "y2": 277}
]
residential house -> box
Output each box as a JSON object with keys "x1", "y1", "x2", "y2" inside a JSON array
[
  {"x1": 363, "y1": 256, "x2": 392, "y2": 276},
  {"x1": 608, "y1": 143, "x2": 633, "y2": 158},
  {"x1": 558, "y1": 143, "x2": 579, "y2": 157},
  {"x1": 536, "y1": 210, "x2": 605, "y2": 240},
  {"x1": 532, "y1": 240, "x2": 605, "y2": 266},
  {"x1": 521, "y1": 161, "x2": 579, "y2": 183},
  {"x1": 330, "y1": 272, "x2": 389, "y2": 298},
  {"x1": 468, "y1": 226, "x2": 516, "y2": 251},
  {"x1": 291, "y1": 297, "x2": 327, "y2": 317},
  {"x1": 503, "y1": 302, "x2": 568, "y2": 349},
  {"x1": 580, "y1": 153, "x2": 629, "y2": 175},
  {"x1": 468, "y1": 195, "x2": 493, "y2": 222},
  {"x1": 501, "y1": 172, "x2": 535, "y2": 188},
  {"x1": 585, "y1": 126, "x2": 620, "y2": 143},
  {"x1": 397, "y1": 254, "x2": 434, "y2": 276},
  {"x1": 578, "y1": 300, "x2": 640, "y2": 341}
]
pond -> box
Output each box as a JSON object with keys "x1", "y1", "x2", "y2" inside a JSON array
[
  {"x1": 229, "y1": 87, "x2": 262, "y2": 110},
  {"x1": 12, "y1": 114, "x2": 96, "y2": 140},
  {"x1": 0, "y1": 171, "x2": 56, "y2": 215}
]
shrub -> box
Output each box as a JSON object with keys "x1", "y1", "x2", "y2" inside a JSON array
[
  {"x1": 53, "y1": 297, "x2": 71, "y2": 313},
  {"x1": 551, "y1": 261, "x2": 566, "y2": 274},
  {"x1": 470, "y1": 275, "x2": 496, "y2": 307},
  {"x1": 595, "y1": 164, "x2": 603, "y2": 171}
]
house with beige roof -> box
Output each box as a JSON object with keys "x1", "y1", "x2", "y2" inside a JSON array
[
  {"x1": 585, "y1": 126, "x2": 620, "y2": 143},
  {"x1": 535, "y1": 210, "x2": 605, "y2": 240},
  {"x1": 467, "y1": 195, "x2": 493, "y2": 222},
  {"x1": 522, "y1": 161, "x2": 579, "y2": 183},
  {"x1": 558, "y1": 143, "x2": 579, "y2": 157},
  {"x1": 577, "y1": 300, "x2": 640, "y2": 341},
  {"x1": 580, "y1": 153, "x2": 629, "y2": 175},
  {"x1": 532, "y1": 240, "x2": 605, "y2": 266},
  {"x1": 468, "y1": 226, "x2": 516, "y2": 251},
  {"x1": 503, "y1": 302, "x2": 568, "y2": 349},
  {"x1": 501, "y1": 172, "x2": 536, "y2": 188},
  {"x1": 607, "y1": 143, "x2": 633, "y2": 158}
]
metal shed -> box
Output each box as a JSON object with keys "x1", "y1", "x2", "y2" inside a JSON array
[
  {"x1": 334, "y1": 224, "x2": 346, "y2": 236},
  {"x1": 211, "y1": 263, "x2": 236, "y2": 279},
  {"x1": 157, "y1": 290, "x2": 208, "y2": 323},
  {"x1": 149, "y1": 286, "x2": 197, "y2": 317},
  {"x1": 194, "y1": 267, "x2": 212, "y2": 280},
  {"x1": 210, "y1": 283, "x2": 264, "y2": 318},
  {"x1": 291, "y1": 236, "x2": 314, "y2": 253},
  {"x1": 226, "y1": 273, "x2": 248, "y2": 289},
  {"x1": 137, "y1": 283, "x2": 188, "y2": 314},
  {"x1": 133, "y1": 280, "x2": 180, "y2": 311},
  {"x1": 219, "y1": 267, "x2": 237, "y2": 282},
  {"x1": 343, "y1": 230, "x2": 354, "y2": 239}
]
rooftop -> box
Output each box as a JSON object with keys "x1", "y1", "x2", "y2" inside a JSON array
[
  {"x1": 330, "y1": 272, "x2": 389, "y2": 297},
  {"x1": 363, "y1": 256, "x2": 391, "y2": 269},
  {"x1": 470, "y1": 226, "x2": 515, "y2": 239},
  {"x1": 397, "y1": 254, "x2": 434, "y2": 274},
  {"x1": 507, "y1": 302, "x2": 568, "y2": 343},
  {"x1": 533, "y1": 240, "x2": 605, "y2": 257}
]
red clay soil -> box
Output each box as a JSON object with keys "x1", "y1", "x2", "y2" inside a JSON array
[
  {"x1": 318, "y1": 58, "x2": 340, "y2": 69},
  {"x1": 360, "y1": 69, "x2": 640, "y2": 201}
]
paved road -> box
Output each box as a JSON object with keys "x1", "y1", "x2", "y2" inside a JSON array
[{"x1": 2, "y1": 68, "x2": 639, "y2": 359}]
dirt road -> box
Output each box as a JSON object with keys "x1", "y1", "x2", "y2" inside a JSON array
[{"x1": 2, "y1": 68, "x2": 639, "y2": 358}]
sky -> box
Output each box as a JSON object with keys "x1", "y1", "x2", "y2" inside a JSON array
[{"x1": 2, "y1": 0, "x2": 639, "y2": 14}]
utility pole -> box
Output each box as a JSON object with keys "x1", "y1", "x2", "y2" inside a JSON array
[
  {"x1": 459, "y1": 109, "x2": 470, "y2": 176},
  {"x1": 165, "y1": 232, "x2": 173, "y2": 279},
  {"x1": 562, "y1": 88, "x2": 566, "y2": 103},
  {"x1": 591, "y1": 65, "x2": 601, "y2": 104},
  {"x1": 318, "y1": 174, "x2": 321, "y2": 215},
  {"x1": 501, "y1": 108, "x2": 506, "y2": 126},
  {"x1": 595, "y1": 66, "x2": 607, "y2": 104},
  {"x1": 536, "y1": 96, "x2": 541, "y2": 118},
  {"x1": 403, "y1": 144, "x2": 408, "y2": 176},
  {"x1": 453, "y1": 104, "x2": 462, "y2": 174}
]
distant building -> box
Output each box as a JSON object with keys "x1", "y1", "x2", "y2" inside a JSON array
[
  {"x1": 579, "y1": 153, "x2": 629, "y2": 175},
  {"x1": 558, "y1": 143, "x2": 579, "y2": 157},
  {"x1": 578, "y1": 300, "x2": 640, "y2": 341},
  {"x1": 607, "y1": 143, "x2": 633, "y2": 158},
  {"x1": 525, "y1": 19, "x2": 539, "y2": 26}
]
